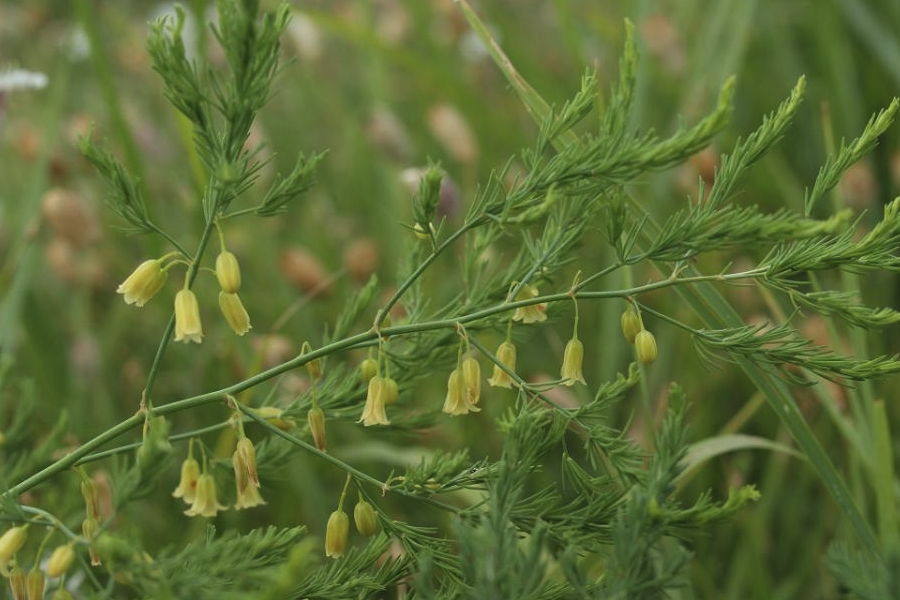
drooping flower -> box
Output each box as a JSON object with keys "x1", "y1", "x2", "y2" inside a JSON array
[
  {"x1": 354, "y1": 499, "x2": 378, "y2": 537},
  {"x1": 234, "y1": 481, "x2": 266, "y2": 510},
  {"x1": 172, "y1": 456, "x2": 201, "y2": 504},
  {"x1": 487, "y1": 341, "x2": 517, "y2": 389},
  {"x1": 47, "y1": 544, "x2": 75, "y2": 578},
  {"x1": 308, "y1": 406, "x2": 327, "y2": 451},
  {"x1": 461, "y1": 357, "x2": 481, "y2": 405},
  {"x1": 358, "y1": 375, "x2": 390, "y2": 426},
  {"x1": 0, "y1": 525, "x2": 28, "y2": 564},
  {"x1": 215, "y1": 250, "x2": 242, "y2": 294},
  {"x1": 233, "y1": 438, "x2": 260, "y2": 489},
  {"x1": 635, "y1": 330, "x2": 658, "y2": 365},
  {"x1": 219, "y1": 291, "x2": 251, "y2": 336},
  {"x1": 511, "y1": 284, "x2": 547, "y2": 324},
  {"x1": 621, "y1": 309, "x2": 641, "y2": 344},
  {"x1": 560, "y1": 338, "x2": 586, "y2": 386},
  {"x1": 325, "y1": 510, "x2": 350, "y2": 559},
  {"x1": 184, "y1": 473, "x2": 227, "y2": 518},
  {"x1": 174, "y1": 289, "x2": 203, "y2": 343},
  {"x1": 116, "y1": 259, "x2": 167, "y2": 307},
  {"x1": 26, "y1": 569, "x2": 45, "y2": 599},
  {"x1": 442, "y1": 369, "x2": 480, "y2": 416}
]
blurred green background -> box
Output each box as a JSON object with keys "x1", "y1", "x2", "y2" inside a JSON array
[{"x1": 2, "y1": 0, "x2": 900, "y2": 598}]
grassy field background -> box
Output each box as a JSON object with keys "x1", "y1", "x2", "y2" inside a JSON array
[{"x1": 2, "y1": 1, "x2": 900, "y2": 598}]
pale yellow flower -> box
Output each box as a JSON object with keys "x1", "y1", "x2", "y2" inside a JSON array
[
  {"x1": 219, "y1": 291, "x2": 251, "y2": 336},
  {"x1": 359, "y1": 375, "x2": 390, "y2": 426},
  {"x1": 462, "y1": 357, "x2": 481, "y2": 405},
  {"x1": 234, "y1": 481, "x2": 266, "y2": 510},
  {"x1": 215, "y1": 250, "x2": 241, "y2": 294},
  {"x1": 354, "y1": 500, "x2": 378, "y2": 537},
  {"x1": 325, "y1": 510, "x2": 349, "y2": 558},
  {"x1": 560, "y1": 338, "x2": 586, "y2": 386},
  {"x1": 117, "y1": 259, "x2": 167, "y2": 307},
  {"x1": 511, "y1": 284, "x2": 547, "y2": 324},
  {"x1": 0, "y1": 525, "x2": 28, "y2": 564},
  {"x1": 172, "y1": 456, "x2": 201, "y2": 504},
  {"x1": 487, "y1": 341, "x2": 517, "y2": 389},
  {"x1": 174, "y1": 289, "x2": 203, "y2": 343},
  {"x1": 47, "y1": 544, "x2": 75, "y2": 578},
  {"x1": 184, "y1": 473, "x2": 227, "y2": 518},
  {"x1": 442, "y1": 369, "x2": 480, "y2": 416},
  {"x1": 308, "y1": 406, "x2": 327, "y2": 451},
  {"x1": 635, "y1": 330, "x2": 657, "y2": 365}
]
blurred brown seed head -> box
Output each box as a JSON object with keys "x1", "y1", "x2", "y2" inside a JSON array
[
  {"x1": 366, "y1": 106, "x2": 412, "y2": 160},
  {"x1": 42, "y1": 188, "x2": 101, "y2": 247},
  {"x1": 44, "y1": 237, "x2": 78, "y2": 282},
  {"x1": 839, "y1": 161, "x2": 877, "y2": 209},
  {"x1": 640, "y1": 13, "x2": 686, "y2": 75},
  {"x1": 343, "y1": 237, "x2": 380, "y2": 283},
  {"x1": 427, "y1": 103, "x2": 478, "y2": 165},
  {"x1": 253, "y1": 334, "x2": 295, "y2": 369},
  {"x1": 279, "y1": 246, "x2": 330, "y2": 295},
  {"x1": 287, "y1": 12, "x2": 323, "y2": 63},
  {"x1": 375, "y1": 0, "x2": 410, "y2": 44}
]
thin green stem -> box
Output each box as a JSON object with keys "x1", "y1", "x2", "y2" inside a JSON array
[
  {"x1": 5, "y1": 266, "x2": 771, "y2": 498},
  {"x1": 75, "y1": 420, "x2": 233, "y2": 465},
  {"x1": 151, "y1": 224, "x2": 191, "y2": 257},
  {"x1": 374, "y1": 219, "x2": 482, "y2": 329}
]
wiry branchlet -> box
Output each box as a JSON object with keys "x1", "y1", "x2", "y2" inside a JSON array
[
  {"x1": 47, "y1": 544, "x2": 75, "y2": 578},
  {"x1": 308, "y1": 406, "x2": 327, "y2": 451},
  {"x1": 635, "y1": 330, "x2": 658, "y2": 365},
  {"x1": 172, "y1": 456, "x2": 201, "y2": 504},
  {"x1": 354, "y1": 500, "x2": 378, "y2": 537},
  {"x1": 512, "y1": 284, "x2": 547, "y2": 323},
  {"x1": 325, "y1": 510, "x2": 349, "y2": 559},
  {"x1": 443, "y1": 369, "x2": 480, "y2": 416},
  {"x1": 117, "y1": 259, "x2": 167, "y2": 307},
  {"x1": 174, "y1": 289, "x2": 203, "y2": 344},
  {"x1": 0, "y1": 525, "x2": 28, "y2": 564},
  {"x1": 184, "y1": 473, "x2": 228, "y2": 518},
  {"x1": 488, "y1": 341, "x2": 517, "y2": 389},
  {"x1": 359, "y1": 375, "x2": 390, "y2": 426},
  {"x1": 219, "y1": 291, "x2": 251, "y2": 336},
  {"x1": 561, "y1": 338, "x2": 586, "y2": 386},
  {"x1": 621, "y1": 309, "x2": 641, "y2": 344},
  {"x1": 215, "y1": 250, "x2": 241, "y2": 294}
]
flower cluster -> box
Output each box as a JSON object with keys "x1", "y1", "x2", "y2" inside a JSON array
[{"x1": 116, "y1": 239, "x2": 252, "y2": 343}]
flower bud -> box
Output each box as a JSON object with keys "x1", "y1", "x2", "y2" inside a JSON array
[
  {"x1": 358, "y1": 375, "x2": 390, "y2": 426},
  {"x1": 174, "y1": 289, "x2": 203, "y2": 344},
  {"x1": 116, "y1": 259, "x2": 167, "y2": 307},
  {"x1": 308, "y1": 406, "x2": 327, "y2": 451},
  {"x1": 172, "y1": 456, "x2": 201, "y2": 504},
  {"x1": 462, "y1": 357, "x2": 481, "y2": 405},
  {"x1": 635, "y1": 330, "x2": 657, "y2": 365},
  {"x1": 8, "y1": 567, "x2": 26, "y2": 600},
  {"x1": 359, "y1": 358, "x2": 378, "y2": 382},
  {"x1": 511, "y1": 284, "x2": 547, "y2": 324},
  {"x1": 325, "y1": 510, "x2": 350, "y2": 558},
  {"x1": 442, "y1": 369, "x2": 480, "y2": 416},
  {"x1": 82, "y1": 518, "x2": 101, "y2": 566},
  {"x1": 234, "y1": 438, "x2": 260, "y2": 489},
  {"x1": 353, "y1": 500, "x2": 378, "y2": 537},
  {"x1": 413, "y1": 222, "x2": 435, "y2": 240},
  {"x1": 26, "y1": 570, "x2": 45, "y2": 600},
  {"x1": 252, "y1": 406, "x2": 296, "y2": 430},
  {"x1": 218, "y1": 291, "x2": 251, "y2": 336},
  {"x1": 487, "y1": 341, "x2": 517, "y2": 389},
  {"x1": 52, "y1": 589, "x2": 74, "y2": 600},
  {"x1": 47, "y1": 544, "x2": 75, "y2": 578},
  {"x1": 621, "y1": 309, "x2": 641, "y2": 344},
  {"x1": 560, "y1": 338, "x2": 586, "y2": 386},
  {"x1": 184, "y1": 473, "x2": 228, "y2": 518},
  {"x1": 0, "y1": 525, "x2": 28, "y2": 564},
  {"x1": 383, "y1": 376, "x2": 398, "y2": 406},
  {"x1": 215, "y1": 250, "x2": 241, "y2": 293},
  {"x1": 81, "y1": 477, "x2": 100, "y2": 520}
]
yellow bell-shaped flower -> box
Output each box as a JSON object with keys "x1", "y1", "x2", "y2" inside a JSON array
[
  {"x1": 116, "y1": 259, "x2": 167, "y2": 307},
  {"x1": 560, "y1": 338, "x2": 586, "y2": 386},
  {"x1": 184, "y1": 473, "x2": 227, "y2": 518},
  {"x1": 487, "y1": 341, "x2": 517, "y2": 389},
  {"x1": 325, "y1": 510, "x2": 349, "y2": 559},
  {"x1": 174, "y1": 289, "x2": 203, "y2": 344},
  {"x1": 358, "y1": 375, "x2": 390, "y2": 426}
]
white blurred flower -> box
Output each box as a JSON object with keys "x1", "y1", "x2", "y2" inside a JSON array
[{"x1": 0, "y1": 69, "x2": 48, "y2": 92}]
